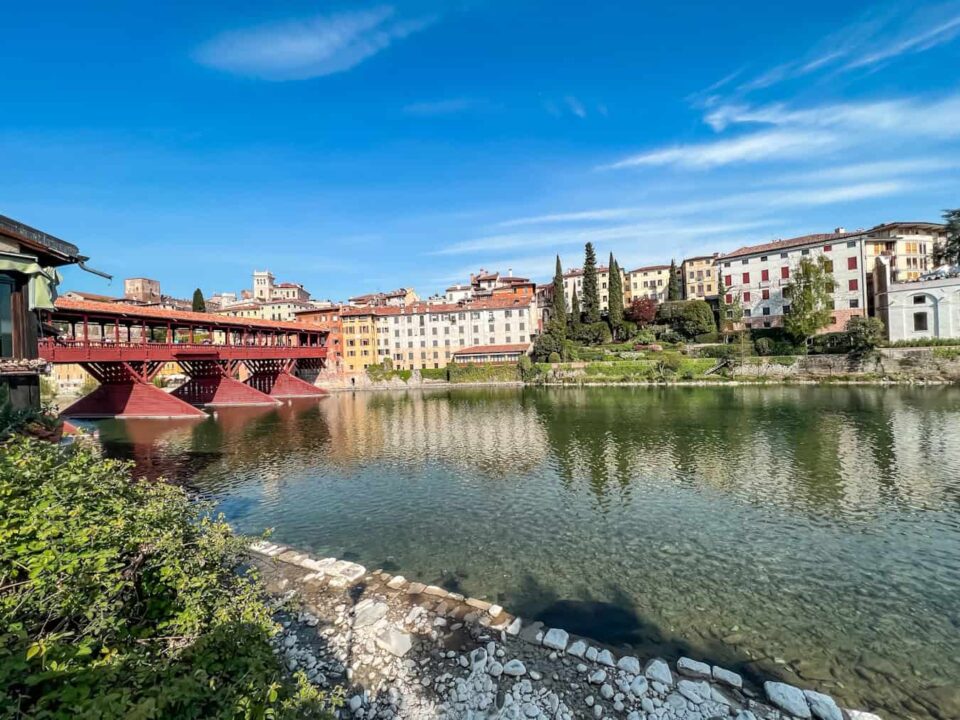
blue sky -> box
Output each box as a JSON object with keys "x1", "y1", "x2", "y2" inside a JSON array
[{"x1": 3, "y1": 0, "x2": 960, "y2": 301}]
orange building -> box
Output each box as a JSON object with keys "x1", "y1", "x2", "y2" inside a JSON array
[{"x1": 294, "y1": 306, "x2": 343, "y2": 373}]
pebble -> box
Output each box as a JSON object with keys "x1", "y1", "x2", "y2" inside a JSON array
[
  {"x1": 644, "y1": 658, "x2": 673, "y2": 686},
  {"x1": 677, "y1": 656, "x2": 712, "y2": 679},
  {"x1": 542, "y1": 628, "x2": 569, "y2": 651},
  {"x1": 617, "y1": 656, "x2": 641, "y2": 674},
  {"x1": 765, "y1": 681, "x2": 812, "y2": 719},
  {"x1": 503, "y1": 659, "x2": 527, "y2": 677}
]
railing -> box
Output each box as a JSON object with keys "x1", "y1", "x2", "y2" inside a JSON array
[{"x1": 37, "y1": 338, "x2": 326, "y2": 363}]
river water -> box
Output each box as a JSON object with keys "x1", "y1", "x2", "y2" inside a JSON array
[{"x1": 87, "y1": 386, "x2": 960, "y2": 719}]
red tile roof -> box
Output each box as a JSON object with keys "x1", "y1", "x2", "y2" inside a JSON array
[
  {"x1": 453, "y1": 343, "x2": 531, "y2": 356},
  {"x1": 720, "y1": 231, "x2": 860, "y2": 260},
  {"x1": 563, "y1": 266, "x2": 611, "y2": 278},
  {"x1": 628, "y1": 264, "x2": 671, "y2": 273},
  {"x1": 52, "y1": 297, "x2": 325, "y2": 332}
]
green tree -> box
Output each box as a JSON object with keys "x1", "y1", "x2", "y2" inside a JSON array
[
  {"x1": 845, "y1": 316, "x2": 886, "y2": 352},
  {"x1": 678, "y1": 300, "x2": 715, "y2": 337},
  {"x1": 933, "y1": 208, "x2": 960, "y2": 265},
  {"x1": 192, "y1": 288, "x2": 206, "y2": 312},
  {"x1": 784, "y1": 256, "x2": 836, "y2": 343},
  {"x1": 549, "y1": 255, "x2": 566, "y2": 338},
  {"x1": 667, "y1": 259, "x2": 682, "y2": 301},
  {"x1": 582, "y1": 243, "x2": 600, "y2": 324},
  {"x1": 607, "y1": 254, "x2": 624, "y2": 338},
  {"x1": 0, "y1": 437, "x2": 340, "y2": 718},
  {"x1": 569, "y1": 287, "x2": 581, "y2": 330}
]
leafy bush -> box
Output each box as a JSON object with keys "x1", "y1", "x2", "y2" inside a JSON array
[
  {"x1": 532, "y1": 332, "x2": 564, "y2": 361},
  {"x1": 754, "y1": 337, "x2": 774, "y2": 356},
  {"x1": 693, "y1": 332, "x2": 720, "y2": 344},
  {"x1": 0, "y1": 437, "x2": 338, "y2": 719},
  {"x1": 548, "y1": 352, "x2": 562, "y2": 363},
  {"x1": 809, "y1": 331, "x2": 853, "y2": 355},
  {"x1": 562, "y1": 340, "x2": 580, "y2": 362},
  {"x1": 933, "y1": 347, "x2": 960, "y2": 360},
  {"x1": 678, "y1": 301, "x2": 716, "y2": 338},
  {"x1": 447, "y1": 363, "x2": 520, "y2": 383},
  {"x1": 569, "y1": 322, "x2": 612, "y2": 346},
  {"x1": 890, "y1": 337, "x2": 960, "y2": 347},
  {"x1": 420, "y1": 367, "x2": 448, "y2": 381},
  {"x1": 699, "y1": 345, "x2": 738, "y2": 359},
  {"x1": 844, "y1": 316, "x2": 886, "y2": 352}
]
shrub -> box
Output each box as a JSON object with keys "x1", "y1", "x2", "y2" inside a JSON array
[
  {"x1": 570, "y1": 322, "x2": 612, "y2": 346},
  {"x1": 0, "y1": 437, "x2": 339, "y2": 718},
  {"x1": 809, "y1": 331, "x2": 853, "y2": 355},
  {"x1": 447, "y1": 363, "x2": 520, "y2": 383},
  {"x1": 754, "y1": 337, "x2": 774, "y2": 356},
  {"x1": 532, "y1": 332, "x2": 564, "y2": 361},
  {"x1": 845, "y1": 316, "x2": 886, "y2": 352},
  {"x1": 548, "y1": 352, "x2": 562, "y2": 364},
  {"x1": 420, "y1": 367, "x2": 448, "y2": 381},
  {"x1": 678, "y1": 301, "x2": 715, "y2": 338},
  {"x1": 694, "y1": 332, "x2": 720, "y2": 344}
]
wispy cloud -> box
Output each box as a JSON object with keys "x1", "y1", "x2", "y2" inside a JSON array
[
  {"x1": 565, "y1": 96, "x2": 587, "y2": 118},
  {"x1": 497, "y1": 180, "x2": 913, "y2": 231},
  {"x1": 195, "y1": 6, "x2": 435, "y2": 80},
  {"x1": 771, "y1": 157, "x2": 956, "y2": 184},
  {"x1": 601, "y1": 129, "x2": 836, "y2": 170},
  {"x1": 713, "y1": 2, "x2": 960, "y2": 95},
  {"x1": 403, "y1": 98, "x2": 477, "y2": 116}
]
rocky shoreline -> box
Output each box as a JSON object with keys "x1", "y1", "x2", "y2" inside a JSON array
[{"x1": 250, "y1": 541, "x2": 883, "y2": 720}]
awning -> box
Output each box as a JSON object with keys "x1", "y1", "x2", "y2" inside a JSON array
[{"x1": 0, "y1": 253, "x2": 63, "y2": 310}]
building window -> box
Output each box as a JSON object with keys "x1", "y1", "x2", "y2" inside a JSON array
[
  {"x1": 849, "y1": 299, "x2": 859, "y2": 309},
  {"x1": 762, "y1": 289, "x2": 770, "y2": 300},
  {"x1": 849, "y1": 279, "x2": 858, "y2": 291},
  {"x1": 914, "y1": 312, "x2": 928, "y2": 331},
  {"x1": 724, "y1": 275, "x2": 732, "y2": 286},
  {"x1": 762, "y1": 306, "x2": 771, "y2": 316},
  {"x1": 801, "y1": 249, "x2": 810, "y2": 256},
  {"x1": 847, "y1": 241, "x2": 856, "y2": 248},
  {"x1": 780, "y1": 252, "x2": 788, "y2": 259},
  {"x1": 913, "y1": 295, "x2": 926, "y2": 304},
  {"x1": 847, "y1": 256, "x2": 858, "y2": 270},
  {"x1": 781, "y1": 267, "x2": 790, "y2": 279},
  {"x1": 725, "y1": 294, "x2": 733, "y2": 304},
  {"x1": 761, "y1": 269, "x2": 769, "y2": 282},
  {"x1": 743, "y1": 291, "x2": 751, "y2": 302},
  {"x1": 742, "y1": 272, "x2": 750, "y2": 284}
]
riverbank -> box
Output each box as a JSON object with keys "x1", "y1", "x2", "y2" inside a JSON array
[{"x1": 251, "y1": 541, "x2": 883, "y2": 720}]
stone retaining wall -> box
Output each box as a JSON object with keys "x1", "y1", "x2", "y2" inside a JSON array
[{"x1": 250, "y1": 541, "x2": 884, "y2": 720}]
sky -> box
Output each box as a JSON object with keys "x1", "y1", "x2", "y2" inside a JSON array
[{"x1": 3, "y1": 0, "x2": 960, "y2": 301}]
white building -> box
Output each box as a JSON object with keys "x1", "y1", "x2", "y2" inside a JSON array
[
  {"x1": 626, "y1": 264, "x2": 673, "y2": 302},
  {"x1": 873, "y1": 256, "x2": 960, "y2": 342},
  {"x1": 562, "y1": 265, "x2": 625, "y2": 312},
  {"x1": 719, "y1": 230, "x2": 867, "y2": 332},
  {"x1": 372, "y1": 296, "x2": 535, "y2": 370}
]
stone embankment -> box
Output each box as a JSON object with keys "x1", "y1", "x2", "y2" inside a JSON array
[{"x1": 250, "y1": 541, "x2": 883, "y2": 720}]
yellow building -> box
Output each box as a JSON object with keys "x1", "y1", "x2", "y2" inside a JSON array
[
  {"x1": 681, "y1": 255, "x2": 719, "y2": 299},
  {"x1": 626, "y1": 265, "x2": 673, "y2": 302},
  {"x1": 860, "y1": 222, "x2": 946, "y2": 283},
  {"x1": 341, "y1": 307, "x2": 381, "y2": 373}
]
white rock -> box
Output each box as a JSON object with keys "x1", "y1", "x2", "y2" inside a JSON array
[
  {"x1": 488, "y1": 604, "x2": 504, "y2": 616},
  {"x1": 644, "y1": 658, "x2": 673, "y2": 686},
  {"x1": 847, "y1": 712, "x2": 883, "y2": 720},
  {"x1": 353, "y1": 600, "x2": 389, "y2": 629},
  {"x1": 600, "y1": 684, "x2": 614, "y2": 700},
  {"x1": 542, "y1": 628, "x2": 569, "y2": 651},
  {"x1": 617, "y1": 656, "x2": 641, "y2": 674},
  {"x1": 804, "y1": 690, "x2": 843, "y2": 720},
  {"x1": 712, "y1": 665, "x2": 743, "y2": 689},
  {"x1": 629, "y1": 676, "x2": 649, "y2": 697},
  {"x1": 585, "y1": 646, "x2": 599, "y2": 662},
  {"x1": 503, "y1": 659, "x2": 527, "y2": 677},
  {"x1": 765, "y1": 681, "x2": 812, "y2": 719},
  {"x1": 596, "y1": 649, "x2": 615, "y2": 667},
  {"x1": 677, "y1": 679, "x2": 710, "y2": 705},
  {"x1": 488, "y1": 661, "x2": 504, "y2": 677},
  {"x1": 589, "y1": 669, "x2": 607, "y2": 684},
  {"x1": 349, "y1": 695, "x2": 363, "y2": 712},
  {"x1": 677, "y1": 656, "x2": 711, "y2": 679},
  {"x1": 375, "y1": 627, "x2": 413, "y2": 657},
  {"x1": 567, "y1": 640, "x2": 588, "y2": 658}
]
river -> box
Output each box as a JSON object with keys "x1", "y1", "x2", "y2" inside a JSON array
[{"x1": 86, "y1": 386, "x2": 960, "y2": 720}]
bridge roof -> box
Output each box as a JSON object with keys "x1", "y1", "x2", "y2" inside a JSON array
[{"x1": 53, "y1": 297, "x2": 324, "y2": 333}]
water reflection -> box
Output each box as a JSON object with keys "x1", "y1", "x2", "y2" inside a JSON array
[{"x1": 91, "y1": 387, "x2": 960, "y2": 720}]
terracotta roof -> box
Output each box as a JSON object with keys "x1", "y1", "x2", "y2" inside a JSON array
[
  {"x1": 446, "y1": 284, "x2": 471, "y2": 291},
  {"x1": 475, "y1": 273, "x2": 500, "y2": 281},
  {"x1": 213, "y1": 303, "x2": 262, "y2": 312},
  {"x1": 720, "y1": 231, "x2": 861, "y2": 261},
  {"x1": 628, "y1": 264, "x2": 671, "y2": 273},
  {"x1": 867, "y1": 221, "x2": 946, "y2": 234},
  {"x1": 682, "y1": 255, "x2": 717, "y2": 263},
  {"x1": 274, "y1": 282, "x2": 304, "y2": 288},
  {"x1": 52, "y1": 297, "x2": 326, "y2": 332},
  {"x1": 453, "y1": 343, "x2": 531, "y2": 355},
  {"x1": 498, "y1": 276, "x2": 532, "y2": 284},
  {"x1": 64, "y1": 290, "x2": 121, "y2": 303}
]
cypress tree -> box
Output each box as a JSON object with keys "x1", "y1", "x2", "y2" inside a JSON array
[
  {"x1": 569, "y1": 287, "x2": 581, "y2": 330},
  {"x1": 608, "y1": 254, "x2": 624, "y2": 337},
  {"x1": 667, "y1": 259, "x2": 682, "y2": 301},
  {"x1": 192, "y1": 288, "x2": 206, "y2": 313},
  {"x1": 550, "y1": 255, "x2": 566, "y2": 339},
  {"x1": 582, "y1": 242, "x2": 600, "y2": 323}
]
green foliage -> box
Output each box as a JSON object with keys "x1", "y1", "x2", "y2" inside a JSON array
[
  {"x1": 933, "y1": 208, "x2": 960, "y2": 265},
  {"x1": 582, "y1": 243, "x2": 600, "y2": 324},
  {"x1": 0, "y1": 437, "x2": 339, "y2": 719},
  {"x1": 667, "y1": 260, "x2": 682, "y2": 301},
  {"x1": 568, "y1": 287, "x2": 581, "y2": 330},
  {"x1": 419, "y1": 367, "x2": 448, "y2": 381},
  {"x1": 40, "y1": 376, "x2": 58, "y2": 404},
  {"x1": 933, "y1": 347, "x2": 960, "y2": 360},
  {"x1": 607, "y1": 254, "x2": 624, "y2": 338},
  {"x1": 547, "y1": 352, "x2": 562, "y2": 364},
  {"x1": 447, "y1": 363, "x2": 520, "y2": 383},
  {"x1": 569, "y1": 322, "x2": 612, "y2": 346},
  {"x1": 549, "y1": 256, "x2": 567, "y2": 339},
  {"x1": 809, "y1": 331, "x2": 853, "y2": 355},
  {"x1": 844, "y1": 316, "x2": 886, "y2": 352},
  {"x1": 783, "y1": 256, "x2": 835, "y2": 342},
  {"x1": 191, "y1": 288, "x2": 206, "y2": 313},
  {"x1": 890, "y1": 337, "x2": 960, "y2": 347},
  {"x1": 754, "y1": 337, "x2": 774, "y2": 356},
  {"x1": 678, "y1": 301, "x2": 715, "y2": 338},
  {"x1": 532, "y1": 332, "x2": 564, "y2": 361}
]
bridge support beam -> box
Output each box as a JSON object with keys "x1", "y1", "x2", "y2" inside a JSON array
[
  {"x1": 172, "y1": 359, "x2": 281, "y2": 407},
  {"x1": 61, "y1": 361, "x2": 205, "y2": 419},
  {"x1": 242, "y1": 359, "x2": 328, "y2": 399}
]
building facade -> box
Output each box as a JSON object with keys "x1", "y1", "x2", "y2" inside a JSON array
[
  {"x1": 719, "y1": 231, "x2": 866, "y2": 332},
  {"x1": 348, "y1": 288, "x2": 419, "y2": 307},
  {"x1": 626, "y1": 265, "x2": 673, "y2": 302},
  {"x1": 873, "y1": 256, "x2": 960, "y2": 342},
  {"x1": 124, "y1": 277, "x2": 161, "y2": 303},
  {"x1": 562, "y1": 265, "x2": 626, "y2": 312},
  {"x1": 681, "y1": 256, "x2": 718, "y2": 300}
]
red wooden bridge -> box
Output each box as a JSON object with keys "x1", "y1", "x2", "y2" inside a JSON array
[{"x1": 39, "y1": 298, "x2": 329, "y2": 418}]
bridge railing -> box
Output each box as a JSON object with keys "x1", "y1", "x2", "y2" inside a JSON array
[{"x1": 37, "y1": 338, "x2": 326, "y2": 363}]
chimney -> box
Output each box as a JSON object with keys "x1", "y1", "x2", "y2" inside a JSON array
[
  {"x1": 508, "y1": 268, "x2": 513, "y2": 277},
  {"x1": 834, "y1": 227, "x2": 846, "y2": 234}
]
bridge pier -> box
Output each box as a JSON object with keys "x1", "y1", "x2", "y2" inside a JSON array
[
  {"x1": 61, "y1": 361, "x2": 206, "y2": 419},
  {"x1": 243, "y1": 359, "x2": 328, "y2": 399},
  {"x1": 172, "y1": 358, "x2": 281, "y2": 407}
]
